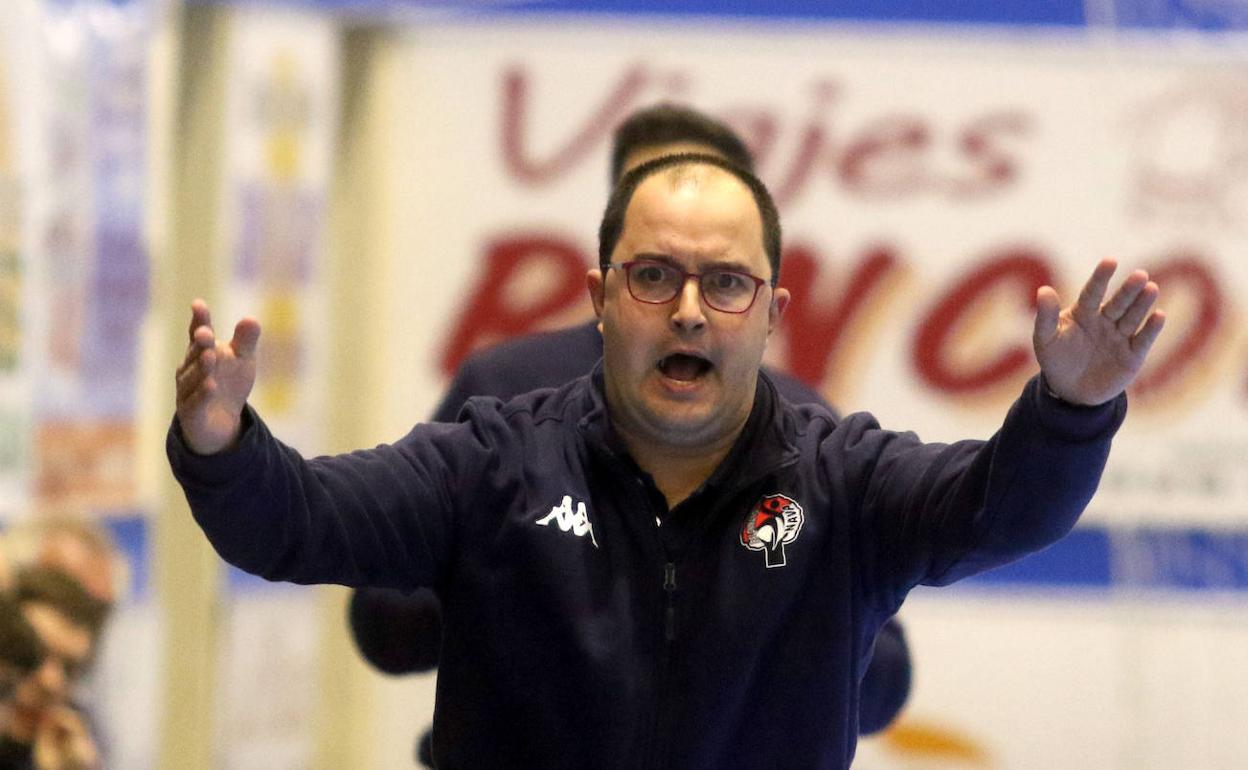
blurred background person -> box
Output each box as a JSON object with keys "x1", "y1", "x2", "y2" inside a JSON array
[
  {"x1": 1, "y1": 519, "x2": 124, "y2": 767},
  {"x1": 0, "y1": 567, "x2": 108, "y2": 770}
]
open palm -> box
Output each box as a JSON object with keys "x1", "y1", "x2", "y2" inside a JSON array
[
  {"x1": 175, "y1": 299, "x2": 262, "y2": 455},
  {"x1": 1032, "y1": 259, "x2": 1165, "y2": 406}
]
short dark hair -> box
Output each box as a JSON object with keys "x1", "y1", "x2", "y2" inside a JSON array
[
  {"x1": 610, "y1": 104, "x2": 755, "y2": 184},
  {"x1": 598, "y1": 153, "x2": 782, "y2": 285},
  {"x1": 14, "y1": 567, "x2": 109, "y2": 640}
]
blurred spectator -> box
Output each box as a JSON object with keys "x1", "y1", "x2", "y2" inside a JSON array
[
  {"x1": 2, "y1": 519, "x2": 123, "y2": 769},
  {"x1": 0, "y1": 567, "x2": 108, "y2": 770}
]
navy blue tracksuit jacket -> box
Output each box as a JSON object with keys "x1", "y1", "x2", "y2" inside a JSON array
[{"x1": 169, "y1": 369, "x2": 1125, "y2": 769}]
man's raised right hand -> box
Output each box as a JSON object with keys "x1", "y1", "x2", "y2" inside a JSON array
[{"x1": 175, "y1": 299, "x2": 261, "y2": 455}]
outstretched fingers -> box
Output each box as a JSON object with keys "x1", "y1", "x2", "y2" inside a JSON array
[
  {"x1": 1073, "y1": 258, "x2": 1119, "y2": 321},
  {"x1": 230, "y1": 317, "x2": 262, "y2": 359},
  {"x1": 1130, "y1": 310, "x2": 1166, "y2": 357},
  {"x1": 1114, "y1": 279, "x2": 1159, "y2": 333},
  {"x1": 176, "y1": 336, "x2": 220, "y2": 413},
  {"x1": 176, "y1": 351, "x2": 213, "y2": 405},
  {"x1": 188, "y1": 298, "x2": 212, "y2": 342},
  {"x1": 182, "y1": 300, "x2": 217, "y2": 367},
  {"x1": 179, "y1": 327, "x2": 215, "y2": 371},
  {"x1": 1099, "y1": 269, "x2": 1150, "y2": 324},
  {"x1": 178, "y1": 299, "x2": 226, "y2": 412},
  {"x1": 1033, "y1": 285, "x2": 1063, "y2": 349}
]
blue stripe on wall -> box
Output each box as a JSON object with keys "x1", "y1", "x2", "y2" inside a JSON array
[
  {"x1": 1107, "y1": 0, "x2": 1248, "y2": 30},
  {"x1": 105, "y1": 514, "x2": 149, "y2": 600},
  {"x1": 457, "y1": 0, "x2": 1088, "y2": 26},
  {"x1": 965, "y1": 526, "x2": 1248, "y2": 593},
  {"x1": 967, "y1": 527, "x2": 1113, "y2": 589},
  {"x1": 196, "y1": 0, "x2": 1248, "y2": 30}
]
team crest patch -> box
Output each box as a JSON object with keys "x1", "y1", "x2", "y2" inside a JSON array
[{"x1": 740, "y1": 493, "x2": 804, "y2": 568}]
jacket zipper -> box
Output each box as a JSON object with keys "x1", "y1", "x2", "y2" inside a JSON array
[
  {"x1": 628, "y1": 475, "x2": 676, "y2": 770},
  {"x1": 649, "y1": 560, "x2": 678, "y2": 770},
  {"x1": 663, "y1": 562, "x2": 677, "y2": 641}
]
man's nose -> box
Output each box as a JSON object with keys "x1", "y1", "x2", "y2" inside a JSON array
[{"x1": 669, "y1": 277, "x2": 707, "y2": 332}]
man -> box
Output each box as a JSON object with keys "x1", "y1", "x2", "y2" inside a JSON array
[
  {"x1": 0, "y1": 568, "x2": 107, "y2": 770},
  {"x1": 169, "y1": 153, "x2": 1163, "y2": 769},
  {"x1": 348, "y1": 104, "x2": 910, "y2": 744}
]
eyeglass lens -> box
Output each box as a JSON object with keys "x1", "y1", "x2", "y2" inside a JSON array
[{"x1": 628, "y1": 261, "x2": 759, "y2": 313}]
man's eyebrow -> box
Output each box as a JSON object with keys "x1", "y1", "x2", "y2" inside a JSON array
[
  {"x1": 632, "y1": 253, "x2": 756, "y2": 273},
  {"x1": 632, "y1": 252, "x2": 679, "y2": 266}
]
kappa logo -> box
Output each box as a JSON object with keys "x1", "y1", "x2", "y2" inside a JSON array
[
  {"x1": 535, "y1": 495, "x2": 599, "y2": 548},
  {"x1": 740, "y1": 493, "x2": 804, "y2": 568}
]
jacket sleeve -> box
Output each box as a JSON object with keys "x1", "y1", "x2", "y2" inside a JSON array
[
  {"x1": 841, "y1": 375, "x2": 1126, "y2": 603},
  {"x1": 166, "y1": 403, "x2": 506, "y2": 592}
]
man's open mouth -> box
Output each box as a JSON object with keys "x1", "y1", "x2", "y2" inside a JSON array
[{"x1": 657, "y1": 353, "x2": 713, "y2": 382}]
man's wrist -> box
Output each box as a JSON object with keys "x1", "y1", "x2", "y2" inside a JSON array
[{"x1": 1038, "y1": 374, "x2": 1121, "y2": 411}]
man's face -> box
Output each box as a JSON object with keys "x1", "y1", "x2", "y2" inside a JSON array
[
  {"x1": 6, "y1": 603, "x2": 92, "y2": 741},
  {"x1": 588, "y1": 165, "x2": 788, "y2": 452}
]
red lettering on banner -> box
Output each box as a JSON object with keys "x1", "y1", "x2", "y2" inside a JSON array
[
  {"x1": 719, "y1": 108, "x2": 778, "y2": 171},
  {"x1": 949, "y1": 110, "x2": 1031, "y2": 197},
  {"x1": 769, "y1": 81, "x2": 838, "y2": 205},
  {"x1": 778, "y1": 242, "x2": 902, "y2": 386},
  {"x1": 501, "y1": 65, "x2": 651, "y2": 185},
  {"x1": 912, "y1": 248, "x2": 1055, "y2": 394},
  {"x1": 497, "y1": 65, "x2": 1030, "y2": 204},
  {"x1": 1132, "y1": 253, "x2": 1224, "y2": 398},
  {"x1": 440, "y1": 234, "x2": 588, "y2": 375},
  {"x1": 837, "y1": 115, "x2": 930, "y2": 198}
]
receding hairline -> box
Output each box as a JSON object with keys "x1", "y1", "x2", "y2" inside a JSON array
[
  {"x1": 637, "y1": 160, "x2": 756, "y2": 204},
  {"x1": 629, "y1": 162, "x2": 765, "y2": 232}
]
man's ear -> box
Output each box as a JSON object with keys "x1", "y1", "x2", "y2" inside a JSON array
[
  {"x1": 763, "y1": 285, "x2": 793, "y2": 334},
  {"x1": 767, "y1": 287, "x2": 790, "y2": 335},
  {"x1": 587, "y1": 269, "x2": 606, "y2": 319}
]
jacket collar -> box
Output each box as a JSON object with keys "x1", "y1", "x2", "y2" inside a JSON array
[{"x1": 577, "y1": 359, "x2": 801, "y2": 495}]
